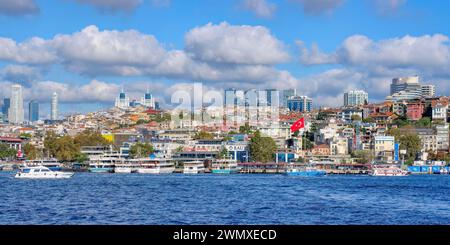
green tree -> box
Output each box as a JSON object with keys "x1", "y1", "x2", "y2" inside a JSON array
[
  {"x1": 74, "y1": 153, "x2": 89, "y2": 163},
  {"x1": 302, "y1": 136, "x2": 314, "y2": 150},
  {"x1": 74, "y1": 130, "x2": 110, "y2": 147},
  {"x1": 129, "y1": 142, "x2": 154, "y2": 159},
  {"x1": 194, "y1": 131, "x2": 214, "y2": 140},
  {"x1": 43, "y1": 131, "x2": 59, "y2": 158},
  {"x1": 351, "y1": 115, "x2": 362, "y2": 121},
  {"x1": 249, "y1": 130, "x2": 277, "y2": 163},
  {"x1": 0, "y1": 143, "x2": 17, "y2": 160},
  {"x1": 362, "y1": 117, "x2": 375, "y2": 123},
  {"x1": 415, "y1": 117, "x2": 432, "y2": 127},
  {"x1": 387, "y1": 128, "x2": 421, "y2": 163},
  {"x1": 218, "y1": 147, "x2": 229, "y2": 159},
  {"x1": 239, "y1": 123, "x2": 252, "y2": 134},
  {"x1": 23, "y1": 143, "x2": 39, "y2": 160},
  {"x1": 352, "y1": 150, "x2": 374, "y2": 164},
  {"x1": 54, "y1": 136, "x2": 79, "y2": 162}
]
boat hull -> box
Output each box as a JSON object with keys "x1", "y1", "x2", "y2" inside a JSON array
[
  {"x1": 15, "y1": 172, "x2": 74, "y2": 179},
  {"x1": 114, "y1": 167, "x2": 133, "y2": 174},
  {"x1": 285, "y1": 170, "x2": 326, "y2": 177},
  {"x1": 89, "y1": 168, "x2": 114, "y2": 173},
  {"x1": 212, "y1": 169, "x2": 238, "y2": 174}
]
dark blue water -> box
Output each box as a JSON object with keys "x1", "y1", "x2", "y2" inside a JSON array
[{"x1": 0, "y1": 172, "x2": 449, "y2": 224}]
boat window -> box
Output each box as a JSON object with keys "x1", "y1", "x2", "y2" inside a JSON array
[{"x1": 22, "y1": 169, "x2": 31, "y2": 173}]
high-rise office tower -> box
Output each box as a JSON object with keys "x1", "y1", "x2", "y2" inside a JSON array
[
  {"x1": 1, "y1": 98, "x2": 10, "y2": 122},
  {"x1": 51, "y1": 92, "x2": 58, "y2": 120},
  {"x1": 281, "y1": 89, "x2": 296, "y2": 108},
  {"x1": 287, "y1": 95, "x2": 313, "y2": 112},
  {"x1": 421, "y1": 84, "x2": 436, "y2": 97},
  {"x1": 344, "y1": 90, "x2": 368, "y2": 107},
  {"x1": 8, "y1": 84, "x2": 24, "y2": 124},
  {"x1": 389, "y1": 76, "x2": 422, "y2": 101},
  {"x1": 28, "y1": 100, "x2": 39, "y2": 122}
]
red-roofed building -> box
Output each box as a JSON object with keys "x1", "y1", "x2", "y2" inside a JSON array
[{"x1": 0, "y1": 137, "x2": 23, "y2": 150}]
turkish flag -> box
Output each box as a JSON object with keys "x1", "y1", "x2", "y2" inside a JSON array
[{"x1": 290, "y1": 117, "x2": 305, "y2": 132}]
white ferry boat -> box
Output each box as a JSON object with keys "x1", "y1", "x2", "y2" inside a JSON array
[
  {"x1": 133, "y1": 158, "x2": 175, "y2": 174},
  {"x1": 183, "y1": 161, "x2": 206, "y2": 174},
  {"x1": 211, "y1": 159, "x2": 239, "y2": 174},
  {"x1": 25, "y1": 158, "x2": 62, "y2": 171},
  {"x1": 114, "y1": 161, "x2": 139, "y2": 174},
  {"x1": 15, "y1": 166, "x2": 74, "y2": 179},
  {"x1": 89, "y1": 151, "x2": 124, "y2": 173},
  {"x1": 370, "y1": 165, "x2": 409, "y2": 176}
]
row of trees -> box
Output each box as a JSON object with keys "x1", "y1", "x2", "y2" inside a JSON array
[
  {"x1": 0, "y1": 144, "x2": 17, "y2": 160},
  {"x1": 22, "y1": 130, "x2": 111, "y2": 162}
]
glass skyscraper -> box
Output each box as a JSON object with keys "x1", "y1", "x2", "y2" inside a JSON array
[
  {"x1": 8, "y1": 84, "x2": 24, "y2": 124},
  {"x1": 29, "y1": 100, "x2": 39, "y2": 122},
  {"x1": 287, "y1": 95, "x2": 313, "y2": 112},
  {"x1": 344, "y1": 90, "x2": 369, "y2": 107},
  {"x1": 51, "y1": 92, "x2": 58, "y2": 120},
  {"x1": 1, "y1": 98, "x2": 10, "y2": 122}
]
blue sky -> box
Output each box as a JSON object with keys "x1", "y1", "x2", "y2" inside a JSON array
[{"x1": 1, "y1": 0, "x2": 450, "y2": 117}]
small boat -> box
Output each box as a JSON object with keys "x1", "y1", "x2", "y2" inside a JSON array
[
  {"x1": 183, "y1": 161, "x2": 206, "y2": 174},
  {"x1": 25, "y1": 159, "x2": 62, "y2": 171},
  {"x1": 134, "y1": 158, "x2": 175, "y2": 174},
  {"x1": 211, "y1": 159, "x2": 239, "y2": 174},
  {"x1": 370, "y1": 165, "x2": 409, "y2": 176},
  {"x1": 439, "y1": 168, "x2": 449, "y2": 175},
  {"x1": 15, "y1": 166, "x2": 74, "y2": 179},
  {"x1": 285, "y1": 165, "x2": 327, "y2": 177}
]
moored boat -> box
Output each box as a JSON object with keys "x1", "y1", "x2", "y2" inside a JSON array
[
  {"x1": 285, "y1": 164, "x2": 327, "y2": 177},
  {"x1": 211, "y1": 159, "x2": 239, "y2": 174},
  {"x1": 183, "y1": 161, "x2": 205, "y2": 174},
  {"x1": 15, "y1": 166, "x2": 74, "y2": 179},
  {"x1": 370, "y1": 165, "x2": 409, "y2": 176},
  {"x1": 133, "y1": 158, "x2": 175, "y2": 174},
  {"x1": 25, "y1": 158, "x2": 62, "y2": 171}
]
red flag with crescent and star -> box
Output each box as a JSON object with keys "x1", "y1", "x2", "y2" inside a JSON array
[{"x1": 290, "y1": 117, "x2": 305, "y2": 133}]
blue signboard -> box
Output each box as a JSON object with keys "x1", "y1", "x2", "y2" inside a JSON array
[{"x1": 394, "y1": 143, "x2": 400, "y2": 162}]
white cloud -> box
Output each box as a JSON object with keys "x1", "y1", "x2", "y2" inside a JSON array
[
  {"x1": 0, "y1": 0, "x2": 39, "y2": 16},
  {"x1": 242, "y1": 0, "x2": 277, "y2": 18},
  {"x1": 185, "y1": 22, "x2": 289, "y2": 65},
  {"x1": 51, "y1": 25, "x2": 167, "y2": 75},
  {"x1": 72, "y1": 0, "x2": 143, "y2": 13},
  {"x1": 291, "y1": 0, "x2": 345, "y2": 15},
  {"x1": 299, "y1": 34, "x2": 450, "y2": 77},
  {"x1": 0, "y1": 37, "x2": 57, "y2": 64},
  {"x1": 0, "y1": 65, "x2": 40, "y2": 84}
]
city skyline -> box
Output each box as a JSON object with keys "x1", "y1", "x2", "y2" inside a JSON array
[{"x1": 0, "y1": 0, "x2": 450, "y2": 115}]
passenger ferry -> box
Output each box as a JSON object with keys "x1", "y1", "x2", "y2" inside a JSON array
[
  {"x1": 285, "y1": 164, "x2": 327, "y2": 177},
  {"x1": 133, "y1": 158, "x2": 175, "y2": 174},
  {"x1": 25, "y1": 159, "x2": 62, "y2": 171},
  {"x1": 211, "y1": 159, "x2": 239, "y2": 174},
  {"x1": 15, "y1": 166, "x2": 74, "y2": 179},
  {"x1": 88, "y1": 155, "x2": 122, "y2": 173},
  {"x1": 114, "y1": 161, "x2": 139, "y2": 174},
  {"x1": 370, "y1": 165, "x2": 409, "y2": 176},
  {"x1": 183, "y1": 161, "x2": 206, "y2": 174}
]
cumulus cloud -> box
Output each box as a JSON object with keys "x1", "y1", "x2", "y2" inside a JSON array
[
  {"x1": 51, "y1": 25, "x2": 167, "y2": 75},
  {"x1": 0, "y1": 65, "x2": 40, "y2": 84},
  {"x1": 72, "y1": 0, "x2": 143, "y2": 13},
  {"x1": 0, "y1": 37, "x2": 57, "y2": 64},
  {"x1": 0, "y1": 0, "x2": 39, "y2": 16},
  {"x1": 299, "y1": 34, "x2": 450, "y2": 77},
  {"x1": 242, "y1": 0, "x2": 277, "y2": 18},
  {"x1": 185, "y1": 22, "x2": 289, "y2": 65},
  {"x1": 291, "y1": 0, "x2": 345, "y2": 15}
]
